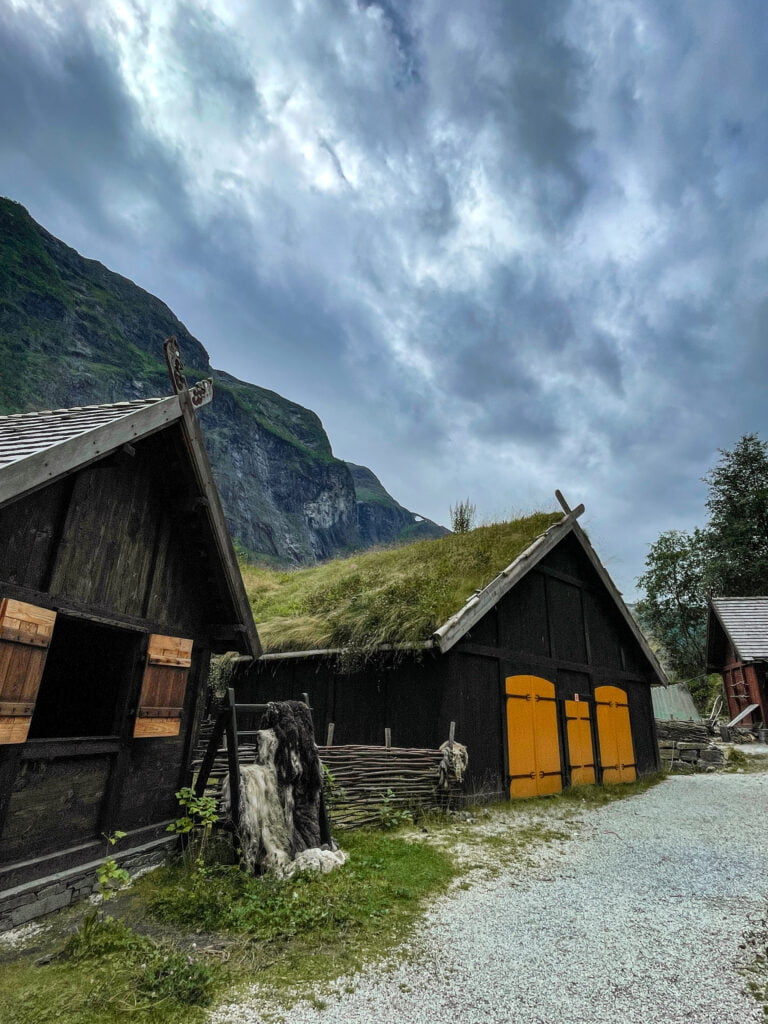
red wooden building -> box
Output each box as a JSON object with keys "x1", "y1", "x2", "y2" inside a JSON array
[{"x1": 707, "y1": 597, "x2": 768, "y2": 727}]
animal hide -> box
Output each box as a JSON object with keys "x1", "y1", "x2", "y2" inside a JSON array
[
  {"x1": 221, "y1": 729, "x2": 293, "y2": 873},
  {"x1": 277, "y1": 847, "x2": 347, "y2": 879},
  {"x1": 438, "y1": 740, "x2": 469, "y2": 789},
  {"x1": 221, "y1": 701, "x2": 331, "y2": 875},
  {"x1": 260, "y1": 701, "x2": 324, "y2": 852}
]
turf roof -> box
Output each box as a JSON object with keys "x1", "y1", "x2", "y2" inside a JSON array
[{"x1": 242, "y1": 511, "x2": 563, "y2": 654}]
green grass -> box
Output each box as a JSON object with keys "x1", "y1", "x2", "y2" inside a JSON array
[
  {"x1": 0, "y1": 775, "x2": 666, "y2": 1022},
  {"x1": 0, "y1": 915, "x2": 218, "y2": 1024},
  {"x1": 243, "y1": 511, "x2": 562, "y2": 652},
  {"x1": 0, "y1": 829, "x2": 457, "y2": 1023}
]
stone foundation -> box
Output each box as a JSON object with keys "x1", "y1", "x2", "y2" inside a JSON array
[{"x1": 0, "y1": 835, "x2": 174, "y2": 931}]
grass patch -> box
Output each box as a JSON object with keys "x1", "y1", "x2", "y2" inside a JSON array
[
  {"x1": 243, "y1": 511, "x2": 562, "y2": 653},
  {"x1": 0, "y1": 776, "x2": 665, "y2": 1021},
  {"x1": 0, "y1": 915, "x2": 218, "y2": 1024},
  {"x1": 724, "y1": 747, "x2": 768, "y2": 774}
]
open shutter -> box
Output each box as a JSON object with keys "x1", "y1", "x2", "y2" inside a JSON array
[
  {"x1": 0, "y1": 599, "x2": 57, "y2": 744},
  {"x1": 133, "y1": 634, "x2": 193, "y2": 738}
]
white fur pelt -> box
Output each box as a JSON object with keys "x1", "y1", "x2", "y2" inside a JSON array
[
  {"x1": 276, "y1": 847, "x2": 347, "y2": 880},
  {"x1": 221, "y1": 728, "x2": 294, "y2": 873},
  {"x1": 438, "y1": 740, "x2": 469, "y2": 789}
]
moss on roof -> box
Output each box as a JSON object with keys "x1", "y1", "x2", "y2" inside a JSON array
[{"x1": 242, "y1": 511, "x2": 563, "y2": 654}]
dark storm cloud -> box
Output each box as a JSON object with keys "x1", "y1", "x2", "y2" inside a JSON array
[
  {"x1": 1, "y1": 0, "x2": 766, "y2": 595},
  {"x1": 0, "y1": 7, "x2": 193, "y2": 247}
]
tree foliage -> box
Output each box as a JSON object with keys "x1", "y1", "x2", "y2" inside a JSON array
[
  {"x1": 636, "y1": 434, "x2": 768, "y2": 686},
  {"x1": 635, "y1": 529, "x2": 708, "y2": 680},
  {"x1": 704, "y1": 434, "x2": 768, "y2": 596}
]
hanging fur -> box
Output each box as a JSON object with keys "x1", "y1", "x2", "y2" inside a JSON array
[
  {"x1": 221, "y1": 702, "x2": 332, "y2": 874},
  {"x1": 438, "y1": 740, "x2": 469, "y2": 789},
  {"x1": 260, "y1": 701, "x2": 324, "y2": 851},
  {"x1": 220, "y1": 729, "x2": 294, "y2": 873}
]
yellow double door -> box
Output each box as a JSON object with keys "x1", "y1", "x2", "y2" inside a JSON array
[{"x1": 505, "y1": 676, "x2": 636, "y2": 799}]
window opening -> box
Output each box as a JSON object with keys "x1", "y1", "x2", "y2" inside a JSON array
[{"x1": 28, "y1": 617, "x2": 141, "y2": 739}]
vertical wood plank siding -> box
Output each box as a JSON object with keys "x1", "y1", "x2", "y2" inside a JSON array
[
  {"x1": 244, "y1": 530, "x2": 659, "y2": 790},
  {"x1": 0, "y1": 422, "x2": 238, "y2": 880}
]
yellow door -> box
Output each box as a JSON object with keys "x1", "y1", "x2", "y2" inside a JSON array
[
  {"x1": 594, "y1": 685, "x2": 636, "y2": 783},
  {"x1": 505, "y1": 675, "x2": 562, "y2": 798},
  {"x1": 564, "y1": 699, "x2": 596, "y2": 786}
]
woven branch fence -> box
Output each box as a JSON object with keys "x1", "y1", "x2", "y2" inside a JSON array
[{"x1": 318, "y1": 744, "x2": 464, "y2": 829}]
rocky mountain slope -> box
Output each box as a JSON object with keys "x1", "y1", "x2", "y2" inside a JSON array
[{"x1": 0, "y1": 197, "x2": 446, "y2": 563}]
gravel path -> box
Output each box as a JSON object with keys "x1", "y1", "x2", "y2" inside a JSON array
[{"x1": 212, "y1": 773, "x2": 768, "y2": 1024}]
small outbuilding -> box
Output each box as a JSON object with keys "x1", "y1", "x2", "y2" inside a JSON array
[
  {"x1": 707, "y1": 597, "x2": 768, "y2": 727},
  {"x1": 241, "y1": 497, "x2": 664, "y2": 800},
  {"x1": 0, "y1": 340, "x2": 259, "y2": 926}
]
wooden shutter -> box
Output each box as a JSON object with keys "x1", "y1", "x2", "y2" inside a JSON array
[
  {"x1": 505, "y1": 674, "x2": 563, "y2": 798},
  {"x1": 564, "y1": 699, "x2": 596, "y2": 786},
  {"x1": 133, "y1": 634, "x2": 193, "y2": 738},
  {"x1": 0, "y1": 599, "x2": 57, "y2": 744},
  {"x1": 595, "y1": 685, "x2": 637, "y2": 783}
]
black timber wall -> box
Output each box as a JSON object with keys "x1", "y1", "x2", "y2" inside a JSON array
[
  {"x1": 244, "y1": 531, "x2": 659, "y2": 796},
  {"x1": 0, "y1": 423, "x2": 225, "y2": 881},
  {"x1": 454, "y1": 533, "x2": 659, "y2": 786},
  {"x1": 0, "y1": 425, "x2": 231, "y2": 633},
  {"x1": 243, "y1": 652, "x2": 445, "y2": 751}
]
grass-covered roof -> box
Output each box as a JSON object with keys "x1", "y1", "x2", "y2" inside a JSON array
[{"x1": 242, "y1": 511, "x2": 563, "y2": 654}]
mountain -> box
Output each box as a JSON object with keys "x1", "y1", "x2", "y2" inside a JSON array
[{"x1": 0, "y1": 197, "x2": 447, "y2": 563}]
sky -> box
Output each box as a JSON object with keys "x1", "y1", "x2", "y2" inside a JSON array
[{"x1": 1, "y1": 0, "x2": 767, "y2": 596}]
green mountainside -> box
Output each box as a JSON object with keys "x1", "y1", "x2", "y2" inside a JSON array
[{"x1": 0, "y1": 197, "x2": 447, "y2": 563}]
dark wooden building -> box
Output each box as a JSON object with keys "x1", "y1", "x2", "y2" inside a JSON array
[
  {"x1": 0, "y1": 347, "x2": 259, "y2": 925},
  {"x1": 707, "y1": 597, "x2": 768, "y2": 727},
  {"x1": 243, "y1": 503, "x2": 664, "y2": 799}
]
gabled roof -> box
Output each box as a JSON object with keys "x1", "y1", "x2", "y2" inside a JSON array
[
  {"x1": 251, "y1": 506, "x2": 666, "y2": 684},
  {"x1": 433, "y1": 513, "x2": 666, "y2": 683},
  {"x1": 0, "y1": 381, "x2": 260, "y2": 658},
  {"x1": 708, "y1": 597, "x2": 768, "y2": 663},
  {"x1": 0, "y1": 397, "x2": 181, "y2": 503}
]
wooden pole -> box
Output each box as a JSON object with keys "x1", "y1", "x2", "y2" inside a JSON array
[
  {"x1": 326, "y1": 722, "x2": 335, "y2": 746},
  {"x1": 225, "y1": 688, "x2": 241, "y2": 833},
  {"x1": 385, "y1": 727, "x2": 391, "y2": 749},
  {"x1": 194, "y1": 712, "x2": 227, "y2": 798}
]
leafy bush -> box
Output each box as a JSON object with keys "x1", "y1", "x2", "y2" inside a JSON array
[{"x1": 375, "y1": 790, "x2": 414, "y2": 830}]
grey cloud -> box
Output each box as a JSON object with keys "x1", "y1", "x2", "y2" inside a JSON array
[
  {"x1": 1, "y1": 0, "x2": 767, "y2": 597},
  {"x1": 171, "y1": 5, "x2": 262, "y2": 128},
  {"x1": 0, "y1": 8, "x2": 193, "y2": 247}
]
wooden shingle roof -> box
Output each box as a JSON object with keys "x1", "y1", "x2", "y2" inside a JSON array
[
  {"x1": 0, "y1": 397, "x2": 181, "y2": 506},
  {"x1": 0, "y1": 386, "x2": 260, "y2": 657},
  {"x1": 710, "y1": 597, "x2": 768, "y2": 662}
]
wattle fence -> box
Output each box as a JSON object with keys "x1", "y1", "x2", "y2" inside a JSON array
[{"x1": 318, "y1": 743, "x2": 464, "y2": 829}]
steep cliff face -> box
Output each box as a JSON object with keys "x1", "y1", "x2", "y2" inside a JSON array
[
  {"x1": 346, "y1": 463, "x2": 449, "y2": 547},
  {"x1": 0, "y1": 197, "x2": 446, "y2": 563}
]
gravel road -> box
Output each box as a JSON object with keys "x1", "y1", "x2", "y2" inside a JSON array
[{"x1": 212, "y1": 772, "x2": 768, "y2": 1024}]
